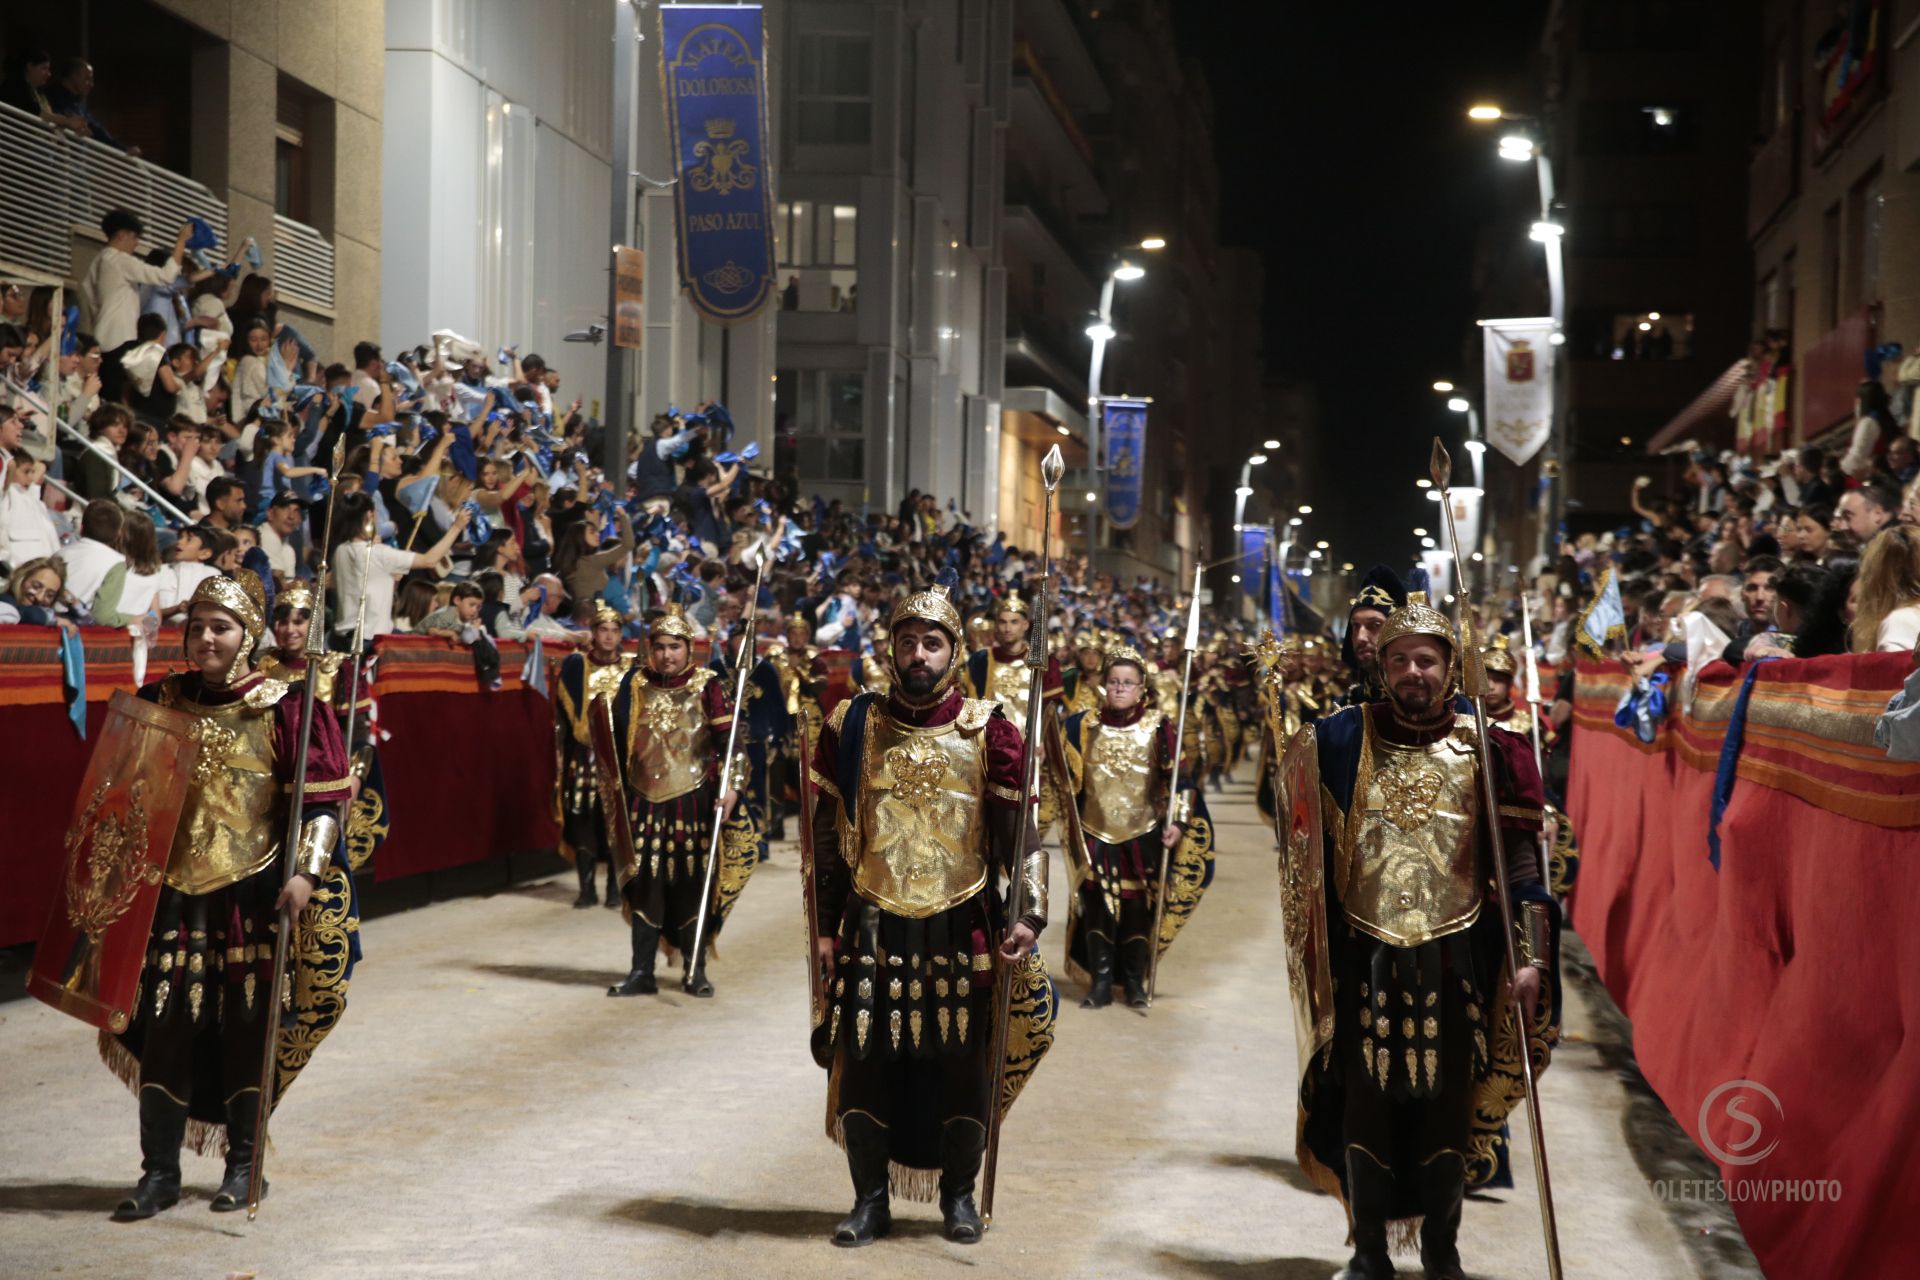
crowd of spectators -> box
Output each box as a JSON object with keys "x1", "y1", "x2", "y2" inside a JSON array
[
  {"x1": 1, "y1": 208, "x2": 1199, "y2": 679},
  {"x1": 1506, "y1": 386, "x2": 1920, "y2": 728}
]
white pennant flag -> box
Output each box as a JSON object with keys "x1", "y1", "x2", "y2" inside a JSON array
[{"x1": 1480, "y1": 317, "x2": 1556, "y2": 465}]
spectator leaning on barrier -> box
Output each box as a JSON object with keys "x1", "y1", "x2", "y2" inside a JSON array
[
  {"x1": 1851, "y1": 526, "x2": 1920, "y2": 654},
  {"x1": 45, "y1": 58, "x2": 136, "y2": 154},
  {"x1": 1, "y1": 556, "x2": 77, "y2": 632}
]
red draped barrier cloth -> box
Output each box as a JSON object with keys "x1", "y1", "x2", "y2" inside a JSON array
[
  {"x1": 0, "y1": 626, "x2": 563, "y2": 947},
  {"x1": 1567, "y1": 654, "x2": 1920, "y2": 1278}
]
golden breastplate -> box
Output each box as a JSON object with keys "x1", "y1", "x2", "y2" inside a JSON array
[
  {"x1": 258, "y1": 651, "x2": 345, "y2": 705},
  {"x1": 1080, "y1": 712, "x2": 1165, "y2": 844},
  {"x1": 629, "y1": 670, "x2": 714, "y2": 803},
  {"x1": 1341, "y1": 721, "x2": 1484, "y2": 947},
  {"x1": 1496, "y1": 706, "x2": 1534, "y2": 739},
  {"x1": 986, "y1": 654, "x2": 1034, "y2": 712},
  {"x1": 847, "y1": 702, "x2": 993, "y2": 918},
  {"x1": 159, "y1": 677, "x2": 287, "y2": 895}
]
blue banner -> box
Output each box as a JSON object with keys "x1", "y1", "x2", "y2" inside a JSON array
[
  {"x1": 1238, "y1": 525, "x2": 1270, "y2": 620},
  {"x1": 1101, "y1": 399, "x2": 1148, "y2": 530},
  {"x1": 660, "y1": 6, "x2": 777, "y2": 323}
]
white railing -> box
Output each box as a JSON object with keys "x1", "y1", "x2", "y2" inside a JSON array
[
  {"x1": 273, "y1": 213, "x2": 336, "y2": 311},
  {"x1": 0, "y1": 101, "x2": 227, "y2": 279}
]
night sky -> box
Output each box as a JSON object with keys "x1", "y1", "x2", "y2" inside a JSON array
[{"x1": 1172, "y1": 2, "x2": 1546, "y2": 574}]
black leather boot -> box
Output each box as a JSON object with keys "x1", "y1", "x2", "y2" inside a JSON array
[
  {"x1": 1079, "y1": 931, "x2": 1114, "y2": 1009},
  {"x1": 938, "y1": 1118, "x2": 987, "y2": 1244},
  {"x1": 1417, "y1": 1152, "x2": 1467, "y2": 1280},
  {"x1": 572, "y1": 849, "x2": 598, "y2": 908},
  {"x1": 210, "y1": 1093, "x2": 263, "y2": 1211},
  {"x1": 112, "y1": 1090, "x2": 186, "y2": 1221},
  {"x1": 608, "y1": 919, "x2": 660, "y2": 996},
  {"x1": 832, "y1": 1113, "x2": 892, "y2": 1247},
  {"x1": 1121, "y1": 937, "x2": 1151, "y2": 1008},
  {"x1": 1335, "y1": 1147, "x2": 1396, "y2": 1278},
  {"x1": 602, "y1": 859, "x2": 621, "y2": 909}
]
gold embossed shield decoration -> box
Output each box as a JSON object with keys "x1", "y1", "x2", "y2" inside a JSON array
[
  {"x1": 1277, "y1": 724, "x2": 1335, "y2": 1083},
  {"x1": 29, "y1": 691, "x2": 200, "y2": 1033}
]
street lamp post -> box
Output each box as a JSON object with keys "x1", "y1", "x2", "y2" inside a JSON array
[
  {"x1": 1084, "y1": 241, "x2": 1162, "y2": 586},
  {"x1": 1475, "y1": 104, "x2": 1568, "y2": 574}
]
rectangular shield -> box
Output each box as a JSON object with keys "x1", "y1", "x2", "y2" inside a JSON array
[
  {"x1": 29, "y1": 691, "x2": 200, "y2": 1034},
  {"x1": 589, "y1": 693, "x2": 639, "y2": 890},
  {"x1": 1278, "y1": 724, "x2": 1336, "y2": 1081}
]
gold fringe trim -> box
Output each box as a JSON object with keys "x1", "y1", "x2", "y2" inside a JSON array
[{"x1": 826, "y1": 1115, "x2": 942, "y2": 1204}]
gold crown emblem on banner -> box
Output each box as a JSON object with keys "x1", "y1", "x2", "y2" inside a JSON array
[{"x1": 705, "y1": 117, "x2": 738, "y2": 140}]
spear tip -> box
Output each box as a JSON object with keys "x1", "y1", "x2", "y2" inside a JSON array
[
  {"x1": 1430, "y1": 436, "x2": 1452, "y2": 488},
  {"x1": 1041, "y1": 444, "x2": 1064, "y2": 491}
]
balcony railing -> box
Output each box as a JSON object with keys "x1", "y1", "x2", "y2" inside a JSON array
[
  {"x1": 0, "y1": 101, "x2": 335, "y2": 317},
  {"x1": 0, "y1": 101, "x2": 223, "y2": 279},
  {"x1": 274, "y1": 214, "x2": 336, "y2": 311}
]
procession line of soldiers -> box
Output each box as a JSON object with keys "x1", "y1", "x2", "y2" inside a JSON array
[{"x1": 44, "y1": 526, "x2": 1570, "y2": 1276}]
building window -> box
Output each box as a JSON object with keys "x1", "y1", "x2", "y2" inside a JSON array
[
  {"x1": 776, "y1": 369, "x2": 866, "y2": 482},
  {"x1": 275, "y1": 82, "x2": 312, "y2": 223},
  {"x1": 1851, "y1": 166, "x2": 1883, "y2": 311},
  {"x1": 775, "y1": 201, "x2": 858, "y2": 311},
  {"x1": 1568, "y1": 310, "x2": 1694, "y2": 361},
  {"x1": 795, "y1": 33, "x2": 873, "y2": 145}
]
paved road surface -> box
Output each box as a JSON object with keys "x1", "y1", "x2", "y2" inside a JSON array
[{"x1": 0, "y1": 776, "x2": 1716, "y2": 1278}]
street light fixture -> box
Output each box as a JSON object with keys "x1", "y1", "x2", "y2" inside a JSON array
[
  {"x1": 1416, "y1": 478, "x2": 1431, "y2": 489},
  {"x1": 1298, "y1": 504, "x2": 1313, "y2": 514},
  {"x1": 1529, "y1": 220, "x2": 1564, "y2": 242},
  {"x1": 1263, "y1": 437, "x2": 1280, "y2": 450},
  {"x1": 1498, "y1": 135, "x2": 1535, "y2": 161},
  {"x1": 1085, "y1": 320, "x2": 1117, "y2": 341},
  {"x1": 1085, "y1": 258, "x2": 1151, "y2": 578},
  {"x1": 1467, "y1": 104, "x2": 1504, "y2": 121},
  {"x1": 1112, "y1": 261, "x2": 1147, "y2": 282},
  {"x1": 1139, "y1": 237, "x2": 1168, "y2": 251},
  {"x1": 1231, "y1": 452, "x2": 1269, "y2": 538},
  {"x1": 1446, "y1": 397, "x2": 1470, "y2": 413},
  {"x1": 1289, "y1": 516, "x2": 1304, "y2": 527},
  {"x1": 1413, "y1": 527, "x2": 1427, "y2": 537},
  {"x1": 1432, "y1": 380, "x2": 1455, "y2": 393}
]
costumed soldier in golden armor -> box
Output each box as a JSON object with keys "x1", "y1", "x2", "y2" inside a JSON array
[
  {"x1": 1059, "y1": 646, "x2": 1215, "y2": 1008},
  {"x1": 1060, "y1": 629, "x2": 1109, "y2": 717},
  {"x1": 1337, "y1": 566, "x2": 1407, "y2": 707},
  {"x1": 105, "y1": 573, "x2": 356, "y2": 1220},
  {"x1": 1286, "y1": 593, "x2": 1559, "y2": 1280},
  {"x1": 963, "y1": 593, "x2": 1064, "y2": 713},
  {"x1": 552, "y1": 603, "x2": 636, "y2": 907},
  {"x1": 258, "y1": 579, "x2": 388, "y2": 875},
  {"x1": 604, "y1": 603, "x2": 750, "y2": 998},
  {"x1": 1480, "y1": 635, "x2": 1533, "y2": 738},
  {"x1": 808, "y1": 573, "x2": 1054, "y2": 1247}
]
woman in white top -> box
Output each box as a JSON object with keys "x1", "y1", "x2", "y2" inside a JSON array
[
  {"x1": 230, "y1": 318, "x2": 274, "y2": 426},
  {"x1": 1850, "y1": 524, "x2": 1920, "y2": 652},
  {"x1": 328, "y1": 491, "x2": 471, "y2": 641}
]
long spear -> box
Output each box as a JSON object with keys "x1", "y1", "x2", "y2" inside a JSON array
[
  {"x1": 1146, "y1": 562, "x2": 1201, "y2": 1008},
  {"x1": 981, "y1": 442, "x2": 1063, "y2": 1225},
  {"x1": 1518, "y1": 585, "x2": 1546, "y2": 780},
  {"x1": 1431, "y1": 437, "x2": 1563, "y2": 1278},
  {"x1": 685, "y1": 538, "x2": 771, "y2": 991},
  {"x1": 248, "y1": 438, "x2": 348, "y2": 1219}
]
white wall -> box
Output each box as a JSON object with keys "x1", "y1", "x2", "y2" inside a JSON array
[{"x1": 382, "y1": 0, "x2": 611, "y2": 400}]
